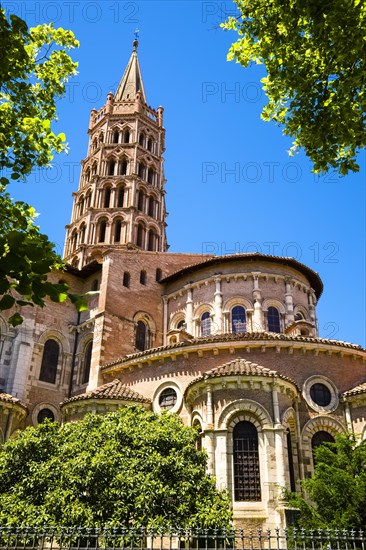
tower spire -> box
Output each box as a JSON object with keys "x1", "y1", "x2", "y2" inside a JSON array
[
  {"x1": 115, "y1": 34, "x2": 146, "y2": 103},
  {"x1": 63, "y1": 40, "x2": 167, "y2": 269}
]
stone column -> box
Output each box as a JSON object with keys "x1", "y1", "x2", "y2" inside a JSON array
[
  {"x1": 272, "y1": 386, "x2": 286, "y2": 498},
  {"x1": 285, "y1": 278, "x2": 295, "y2": 326},
  {"x1": 345, "y1": 402, "x2": 353, "y2": 433},
  {"x1": 205, "y1": 385, "x2": 215, "y2": 474},
  {"x1": 252, "y1": 272, "x2": 263, "y2": 331},
  {"x1": 213, "y1": 277, "x2": 223, "y2": 333},
  {"x1": 162, "y1": 296, "x2": 168, "y2": 346},
  {"x1": 185, "y1": 286, "x2": 194, "y2": 335}
]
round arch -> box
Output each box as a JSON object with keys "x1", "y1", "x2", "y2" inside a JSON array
[{"x1": 218, "y1": 398, "x2": 272, "y2": 431}]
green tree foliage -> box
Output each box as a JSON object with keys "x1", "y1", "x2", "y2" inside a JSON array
[
  {"x1": 286, "y1": 434, "x2": 366, "y2": 529},
  {"x1": 0, "y1": 407, "x2": 232, "y2": 528},
  {"x1": 0, "y1": 10, "x2": 82, "y2": 324},
  {"x1": 223, "y1": 0, "x2": 366, "y2": 174}
]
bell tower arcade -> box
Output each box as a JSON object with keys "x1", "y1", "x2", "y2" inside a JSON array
[{"x1": 63, "y1": 39, "x2": 168, "y2": 269}]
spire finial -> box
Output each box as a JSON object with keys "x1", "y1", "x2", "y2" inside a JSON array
[{"x1": 133, "y1": 29, "x2": 139, "y2": 51}]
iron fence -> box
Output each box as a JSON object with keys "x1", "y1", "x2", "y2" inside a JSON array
[{"x1": 1, "y1": 527, "x2": 366, "y2": 550}]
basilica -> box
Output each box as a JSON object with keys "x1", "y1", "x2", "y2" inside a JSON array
[{"x1": 1, "y1": 40, "x2": 366, "y2": 530}]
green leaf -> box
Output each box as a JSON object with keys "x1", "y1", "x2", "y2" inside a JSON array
[
  {"x1": 0, "y1": 294, "x2": 15, "y2": 310},
  {"x1": 8, "y1": 312, "x2": 24, "y2": 326}
]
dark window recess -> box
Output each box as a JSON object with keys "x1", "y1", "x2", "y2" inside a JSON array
[
  {"x1": 91, "y1": 279, "x2": 99, "y2": 291},
  {"x1": 114, "y1": 221, "x2": 122, "y2": 242},
  {"x1": 137, "y1": 191, "x2": 144, "y2": 211},
  {"x1": 233, "y1": 421, "x2": 261, "y2": 501},
  {"x1": 268, "y1": 306, "x2": 281, "y2": 333},
  {"x1": 159, "y1": 388, "x2": 177, "y2": 410},
  {"x1": 98, "y1": 221, "x2": 107, "y2": 243},
  {"x1": 135, "y1": 320, "x2": 149, "y2": 351},
  {"x1": 123, "y1": 272, "x2": 130, "y2": 288},
  {"x1": 39, "y1": 339, "x2": 60, "y2": 384},
  {"x1": 177, "y1": 319, "x2": 185, "y2": 329},
  {"x1": 140, "y1": 270, "x2": 147, "y2": 285},
  {"x1": 156, "y1": 268, "x2": 162, "y2": 282},
  {"x1": 121, "y1": 160, "x2": 128, "y2": 175},
  {"x1": 107, "y1": 161, "x2": 115, "y2": 176},
  {"x1": 137, "y1": 225, "x2": 144, "y2": 248},
  {"x1": 82, "y1": 341, "x2": 93, "y2": 384},
  {"x1": 104, "y1": 188, "x2": 111, "y2": 208},
  {"x1": 37, "y1": 408, "x2": 55, "y2": 424},
  {"x1": 148, "y1": 230, "x2": 156, "y2": 251},
  {"x1": 148, "y1": 198, "x2": 155, "y2": 217},
  {"x1": 310, "y1": 383, "x2": 332, "y2": 406},
  {"x1": 117, "y1": 187, "x2": 124, "y2": 207}
]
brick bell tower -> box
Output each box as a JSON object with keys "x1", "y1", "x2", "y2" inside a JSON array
[{"x1": 63, "y1": 39, "x2": 168, "y2": 269}]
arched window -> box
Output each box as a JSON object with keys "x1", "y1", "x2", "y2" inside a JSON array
[
  {"x1": 148, "y1": 197, "x2": 155, "y2": 217},
  {"x1": 39, "y1": 339, "x2": 60, "y2": 384},
  {"x1": 312, "y1": 431, "x2": 335, "y2": 465},
  {"x1": 117, "y1": 186, "x2": 125, "y2": 207},
  {"x1": 78, "y1": 197, "x2": 84, "y2": 216},
  {"x1": 91, "y1": 162, "x2": 97, "y2": 176},
  {"x1": 107, "y1": 160, "x2": 115, "y2": 176},
  {"x1": 148, "y1": 229, "x2": 157, "y2": 251},
  {"x1": 86, "y1": 191, "x2": 92, "y2": 208},
  {"x1": 135, "y1": 320, "x2": 150, "y2": 351},
  {"x1": 147, "y1": 138, "x2": 153, "y2": 152},
  {"x1": 82, "y1": 341, "x2": 93, "y2": 384},
  {"x1": 201, "y1": 311, "x2": 211, "y2": 336},
  {"x1": 136, "y1": 224, "x2": 145, "y2": 248},
  {"x1": 147, "y1": 168, "x2": 154, "y2": 185},
  {"x1": 123, "y1": 271, "x2": 130, "y2": 288},
  {"x1": 92, "y1": 138, "x2": 98, "y2": 151},
  {"x1": 120, "y1": 159, "x2": 128, "y2": 175},
  {"x1": 99, "y1": 132, "x2": 104, "y2": 144},
  {"x1": 177, "y1": 319, "x2": 185, "y2": 329},
  {"x1": 114, "y1": 220, "x2": 122, "y2": 242},
  {"x1": 124, "y1": 129, "x2": 130, "y2": 143},
  {"x1": 85, "y1": 168, "x2": 90, "y2": 182},
  {"x1": 232, "y1": 306, "x2": 246, "y2": 333},
  {"x1": 104, "y1": 187, "x2": 111, "y2": 208},
  {"x1": 139, "y1": 133, "x2": 145, "y2": 146},
  {"x1": 268, "y1": 306, "x2": 281, "y2": 333},
  {"x1": 98, "y1": 220, "x2": 107, "y2": 243},
  {"x1": 79, "y1": 224, "x2": 86, "y2": 244},
  {"x1": 140, "y1": 270, "x2": 146, "y2": 285},
  {"x1": 295, "y1": 312, "x2": 304, "y2": 321},
  {"x1": 113, "y1": 129, "x2": 119, "y2": 143},
  {"x1": 137, "y1": 190, "x2": 144, "y2": 211},
  {"x1": 138, "y1": 163, "x2": 145, "y2": 180},
  {"x1": 156, "y1": 268, "x2": 162, "y2": 282},
  {"x1": 233, "y1": 421, "x2": 261, "y2": 501},
  {"x1": 71, "y1": 230, "x2": 78, "y2": 252}
]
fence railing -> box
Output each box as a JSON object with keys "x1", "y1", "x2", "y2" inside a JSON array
[{"x1": 1, "y1": 527, "x2": 366, "y2": 550}]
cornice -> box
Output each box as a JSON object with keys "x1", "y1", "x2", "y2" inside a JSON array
[{"x1": 101, "y1": 332, "x2": 366, "y2": 376}]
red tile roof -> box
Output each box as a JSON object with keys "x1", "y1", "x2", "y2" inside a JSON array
[
  {"x1": 62, "y1": 379, "x2": 150, "y2": 405},
  {"x1": 185, "y1": 357, "x2": 298, "y2": 391}
]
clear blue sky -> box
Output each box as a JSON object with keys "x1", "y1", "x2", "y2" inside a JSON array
[{"x1": 5, "y1": 0, "x2": 366, "y2": 347}]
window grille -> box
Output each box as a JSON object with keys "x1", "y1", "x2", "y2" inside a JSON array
[{"x1": 233, "y1": 421, "x2": 261, "y2": 501}]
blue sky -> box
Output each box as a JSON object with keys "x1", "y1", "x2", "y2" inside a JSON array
[{"x1": 5, "y1": 0, "x2": 366, "y2": 347}]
